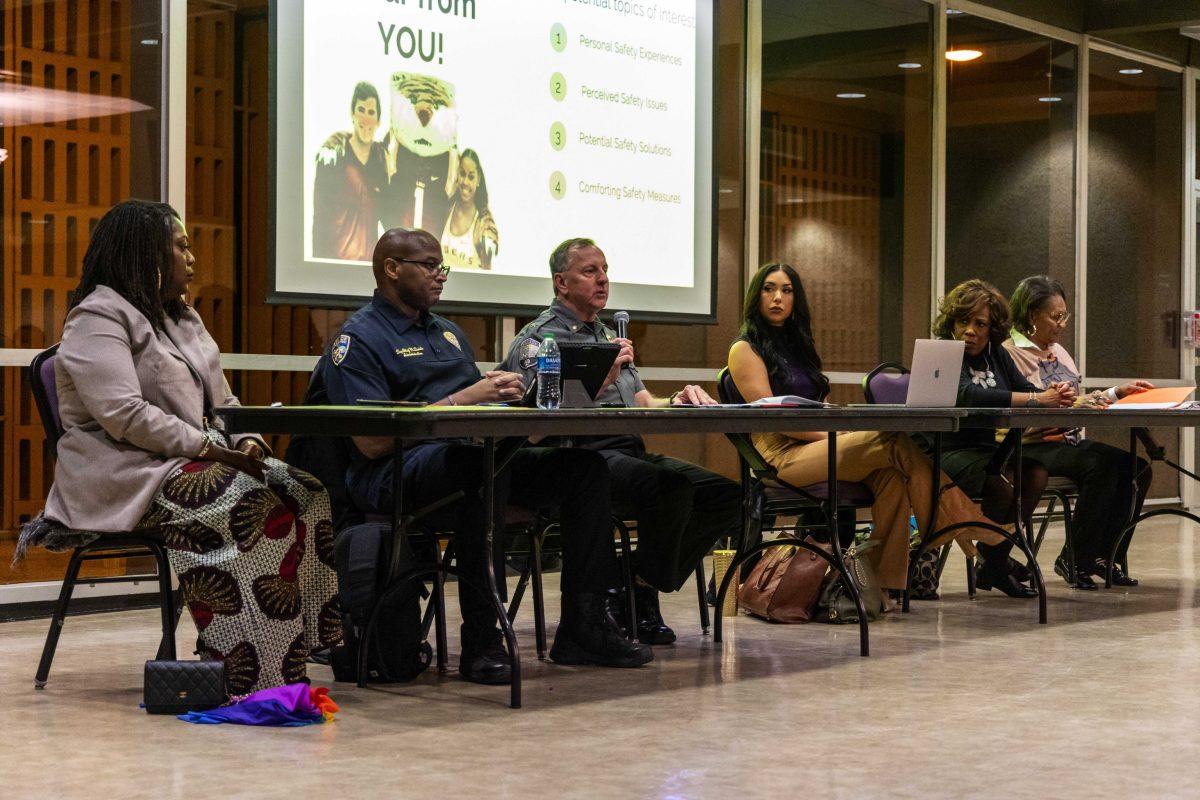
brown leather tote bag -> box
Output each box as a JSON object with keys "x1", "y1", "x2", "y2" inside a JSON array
[{"x1": 736, "y1": 536, "x2": 830, "y2": 623}]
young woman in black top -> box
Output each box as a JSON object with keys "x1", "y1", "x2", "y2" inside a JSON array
[
  {"x1": 933, "y1": 279, "x2": 1075, "y2": 597},
  {"x1": 728, "y1": 264, "x2": 1003, "y2": 602}
]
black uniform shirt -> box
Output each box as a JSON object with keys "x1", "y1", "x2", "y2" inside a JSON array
[
  {"x1": 320, "y1": 290, "x2": 480, "y2": 495},
  {"x1": 501, "y1": 298, "x2": 646, "y2": 454}
]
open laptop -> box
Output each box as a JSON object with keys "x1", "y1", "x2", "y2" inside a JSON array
[{"x1": 904, "y1": 339, "x2": 965, "y2": 407}]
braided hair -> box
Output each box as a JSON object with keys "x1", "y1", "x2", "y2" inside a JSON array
[
  {"x1": 738, "y1": 263, "x2": 830, "y2": 400},
  {"x1": 69, "y1": 199, "x2": 187, "y2": 330}
]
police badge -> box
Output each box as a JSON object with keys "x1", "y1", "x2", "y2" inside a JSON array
[
  {"x1": 518, "y1": 337, "x2": 540, "y2": 370},
  {"x1": 332, "y1": 334, "x2": 351, "y2": 366},
  {"x1": 443, "y1": 330, "x2": 462, "y2": 350}
]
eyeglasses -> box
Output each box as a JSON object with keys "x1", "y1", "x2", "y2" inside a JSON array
[
  {"x1": 395, "y1": 258, "x2": 451, "y2": 276},
  {"x1": 1048, "y1": 311, "x2": 1071, "y2": 326}
]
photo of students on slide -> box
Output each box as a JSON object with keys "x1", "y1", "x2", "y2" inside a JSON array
[
  {"x1": 442, "y1": 148, "x2": 499, "y2": 271},
  {"x1": 311, "y1": 80, "x2": 389, "y2": 262},
  {"x1": 384, "y1": 71, "x2": 459, "y2": 236}
]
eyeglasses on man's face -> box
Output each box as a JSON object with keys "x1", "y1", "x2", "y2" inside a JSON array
[{"x1": 395, "y1": 258, "x2": 451, "y2": 277}]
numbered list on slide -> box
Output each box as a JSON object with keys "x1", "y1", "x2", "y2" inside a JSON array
[{"x1": 545, "y1": 1, "x2": 698, "y2": 287}]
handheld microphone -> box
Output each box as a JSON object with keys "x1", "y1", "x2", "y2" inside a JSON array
[{"x1": 613, "y1": 311, "x2": 630, "y2": 341}]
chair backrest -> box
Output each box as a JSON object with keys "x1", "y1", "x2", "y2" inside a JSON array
[
  {"x1": 29, "y1": 344, "x2": 63, "y2": 452},
  {"x1": 716, "y1": 367, "x2": 774, "y2": 475},
  {"x1": 862, "y1": 362, "x2": 910, "y2": 405}
]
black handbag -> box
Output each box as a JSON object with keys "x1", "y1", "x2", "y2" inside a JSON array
[{"x1": 143, "y1": 660, "x2": 228, "y2": 715}]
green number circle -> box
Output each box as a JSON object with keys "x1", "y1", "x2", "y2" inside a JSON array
[
  {"x1": 549, "y1": 171, "x2": 567, "y2": 200},
  {"x1": 550, "y1": 23, "x2": 567, "y2": 52},
  {"x1": 549, "y1": 122, "x2": 567, "y2": 151},
  {"x1": 549, "y1": 72, "x2": 567, "y2": 102}
]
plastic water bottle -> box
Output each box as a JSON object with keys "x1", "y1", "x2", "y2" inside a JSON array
[{"x1": 536, "y1": 334, "x2": 561, "y2": 410}]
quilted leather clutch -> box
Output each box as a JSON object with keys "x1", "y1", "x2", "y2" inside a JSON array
[{"x1": 143, "y1": 660, "x2": 227, "y2": 715}]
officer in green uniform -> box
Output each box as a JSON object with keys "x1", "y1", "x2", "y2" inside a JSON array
[{"x1": 500, "y1": 237, "x2": 741, "y2": 645}]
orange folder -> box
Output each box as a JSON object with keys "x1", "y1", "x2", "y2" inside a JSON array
[{"x1": 1111, "y1": 386, "x2": 1195, "y2": 409}]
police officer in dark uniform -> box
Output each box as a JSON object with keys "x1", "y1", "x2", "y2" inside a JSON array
[
  {"x1": 500, "y1": 237, "x2": 741, "y2": 645},
  {"x1": 316, "y1": 228, "x2": 651, "y2": 683}
]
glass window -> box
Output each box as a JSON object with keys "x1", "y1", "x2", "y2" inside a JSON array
[
  {"x1": 1, "y1": 2, "x2": 164, "y2": 575},
  {"x1": 944, "y1": 12, "x2": 1078, "y2": 352},
  {"x1": 1085, "y1": 52, "x2": 1183, "y2": 380},
  {"x1": 758, "y1": 0, "x2": 933, "y2": 390}
]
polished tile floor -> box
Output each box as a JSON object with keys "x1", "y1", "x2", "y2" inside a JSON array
[{"x1": 4, "y1": 517, "x2": 1200, "y2": 799}]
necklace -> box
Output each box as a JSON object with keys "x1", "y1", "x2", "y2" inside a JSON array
[{"x1": 968, "y1": 354, "x2": 996, "y2": 388}]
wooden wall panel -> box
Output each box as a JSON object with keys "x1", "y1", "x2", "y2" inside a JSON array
[
  {"x1": 2, "y1": 1, "x2": 131, "y2": 555},
  {"x1": 760, "y1": 113, "x2": 882, "y2": 372}
]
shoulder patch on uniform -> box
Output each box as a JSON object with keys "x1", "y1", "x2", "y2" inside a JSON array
[
  {"x1": 604, "y1": 328, "x2": 616, "y2": 341},
  {"x1": 443, "y1": 330, "x2": 462, "y2": 350},
  {"x1": 518, "y1": 337, "x2": 541, "y2": 370},
  {"x1": 332, "y1": 334, "x2": 351, "y2": 366}
]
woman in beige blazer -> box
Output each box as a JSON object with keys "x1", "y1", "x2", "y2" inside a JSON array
[{"x1": 41, "y1": 199, "x2": 339, "y2": 694}]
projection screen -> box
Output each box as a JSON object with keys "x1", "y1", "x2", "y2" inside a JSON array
[{"x1": 271, "y1": 0, "x2": 716, "y2": 322}]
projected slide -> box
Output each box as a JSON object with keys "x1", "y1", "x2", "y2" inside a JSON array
[{"x1": 273, "y1": 0, "x2": 714, "y2": 319}]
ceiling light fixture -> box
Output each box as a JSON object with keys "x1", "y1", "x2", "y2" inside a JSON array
[
  {"x1": 898, "y1": 62, "x2": 922, "y2": 69},
  {"x1": 946, "y1": 8, "x2": 965, "y2": 15},
  {"x1": 836, "y1": 92, "x2": 866, "y2": 99},
  {"x1": 1118, "y1": 68, "x2": 1144, "y2": 75},
  {"x1": 946, "y1": 49, "x2": 983, "y2": 62},
  {"x1": 140, "y1": 38, "x2": 159, "y2": 46}
]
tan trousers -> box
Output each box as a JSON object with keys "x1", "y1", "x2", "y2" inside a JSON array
[{"x1": 753, "y1": 430, "x2": 1002, "y2": 590}]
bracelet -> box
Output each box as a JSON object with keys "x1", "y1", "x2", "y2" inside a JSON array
[
  {"x1": 447, "y1": 393, "x2": 457, "y2": 406},
  {"x1": 196, "y1": 438, "x2": 212, "y2": 459},
  {"x1": 668, "y1": 390, "x2": 684, "y2": 406}
]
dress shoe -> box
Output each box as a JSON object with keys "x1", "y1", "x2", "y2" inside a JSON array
[
  {"x1": 459, "y1": 629, "x2": 512, "y2": 685},
  {"x1": 551, "y1": 592, "x2": 654, "y2": 668},
  {"x1": 1007, "y1": 557, "x2": 1032, "y2": 584},
  {"x1": 1089, "y1": 557, "x2": 1139, "y2": 587},
  {"x1": 606, "y1": 586, "x2": 677, "y2": 645},
  {"x1": 975, "y1": 560, "x2": 1037, "y2": 598},
  {"x1": 1054, "y1": 554, "x2": 1098, "y2": 590}
]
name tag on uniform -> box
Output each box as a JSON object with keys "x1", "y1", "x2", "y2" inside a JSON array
[{"x1": 395, "y1": 346, "x2": 424, "y2": 358}]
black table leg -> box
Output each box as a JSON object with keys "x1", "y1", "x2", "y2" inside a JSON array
[
  {"x1": 483, "y1": 437, "x2": 522, "y2": 709},
  {"x1": 1011, "y1": 433, "x2": 1047, "y2": 624},
  {"x1": 824, "y1": 430, "x2": 869, "y2": 657}
]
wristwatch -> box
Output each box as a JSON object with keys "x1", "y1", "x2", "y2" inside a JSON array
[{"x1": 1025, "y1": 391, "x2": 1038, "y2": 407}]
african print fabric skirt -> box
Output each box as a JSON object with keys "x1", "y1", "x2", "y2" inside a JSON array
[{"x1": 138, "y1": 438, "x2": 341, "y2": 695}]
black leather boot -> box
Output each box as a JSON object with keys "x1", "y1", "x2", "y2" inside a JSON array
[
  {"x1": 551, "y1": 593, "x2": 654, "y2": 668},
  {"x1": 459, "y1": 627, "x2": 513, "y2": 685},
  {"x1": 633, "y1": 584, "x2": 676, "y2": 645}
]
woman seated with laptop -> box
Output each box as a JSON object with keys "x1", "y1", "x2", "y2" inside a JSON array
[
  {"x1": 1001, "y1": 275, "x2": 1151, "y2": 588},
  {"x1": 933, "y1": 279, "x2": 1074, "y2": 597},
  {"x1": 727, "y1": 263, "x2": 1004, "y2": 605}
]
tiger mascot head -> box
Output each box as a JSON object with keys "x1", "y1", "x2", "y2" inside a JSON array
[{"x1": 390, "y1": 72, "x2": 457, "y2": 158}]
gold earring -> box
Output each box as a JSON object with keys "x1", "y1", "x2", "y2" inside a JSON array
[{"x1": 1031, "y1": 323, "x2": 1038, "y2": 337}]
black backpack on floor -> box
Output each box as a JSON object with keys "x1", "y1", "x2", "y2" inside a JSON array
[{"x1": 331, "y1": 522, "x2": 432, "y2": 684}]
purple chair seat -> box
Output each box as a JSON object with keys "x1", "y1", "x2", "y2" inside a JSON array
[{"x1": 864, "y1": 365, "x2": 910, "y2": 405}]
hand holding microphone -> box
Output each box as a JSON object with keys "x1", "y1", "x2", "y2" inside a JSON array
[{"x1": 611, "y1": 311, "x2": 635, "y2": 370}]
